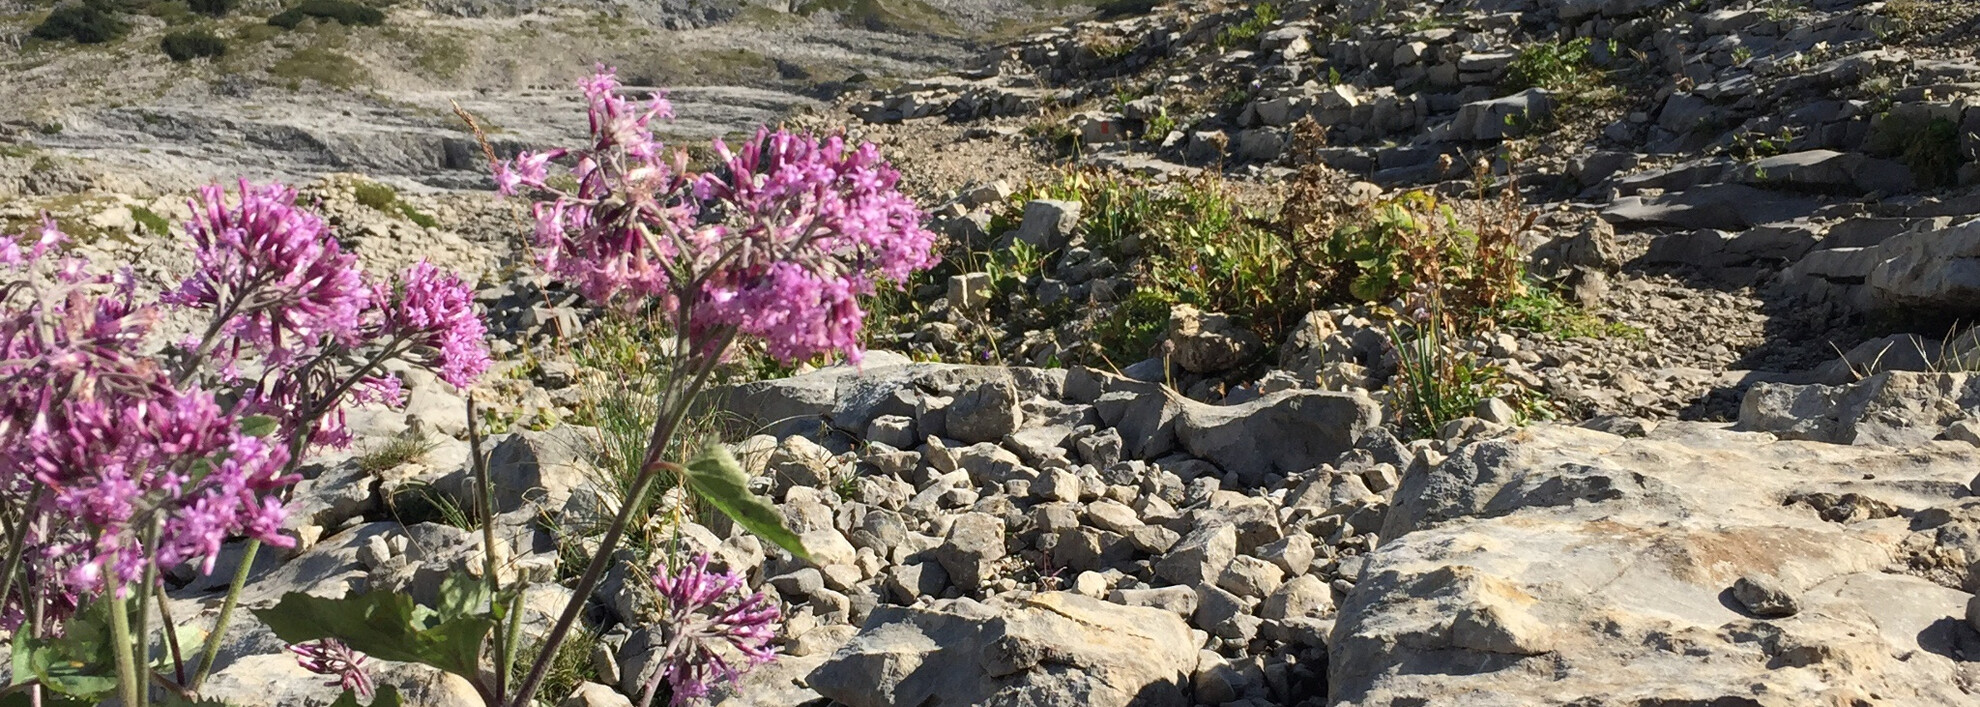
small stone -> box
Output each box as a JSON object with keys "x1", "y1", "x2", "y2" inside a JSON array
[
  {"x1": 1732, "y1": 575, "x2": 1799, "y2": 618},
  {"x1": 949, "y1": 272, "x2": 993, "y2": 312},
  {"x1": 1084, "y1": 499, "x2": 1142, "y2": 534},
  {"x1": 1036, "y1": 468, "x2": 1081, "y2": 503},
  {"x1": 866, "y1": 415, "x2": 917, "y2": 449},
  {"x1": 1072, "y1": 571, "x2": 1109, "y2": 598},
  {"x1": 1257, "y1": 535, "x2": 1315, "y2": 577},
  {"x1": 560, "y1": 682, "x2": 631, "y2": 707},
  {"x1": 1475, "y1": 397, "x2": 1518, "y2": 426},
  {"x1": 1217, "y1": 555, "x2": 1286, "y2": 599}
]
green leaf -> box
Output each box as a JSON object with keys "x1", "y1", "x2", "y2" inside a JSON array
[
  {"x1": 252, "y1": 584, "x2": 495, "y2": 681},
  {"x1": 329, "y1": 684, "x2": 404, "y2": 707},
  {"x1": 238, "y1": 415, "x2": 279, "y2": 438},
  {"x1": 684, "y1": 445, "x2": 810, "y2": 562},
  {"x1": 434, "y1": 572, "x2": 490, "y2": 622}
]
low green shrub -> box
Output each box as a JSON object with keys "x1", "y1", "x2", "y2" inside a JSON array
[
  {"x1": 189, "y1": 0, "x2": 236, "y2": 16},
  {"x1": 1868, "y1": 113, "x2": 1963, "y2": 189},
  {"x1": 268, "y1": 0, "x2": 382, "y2": 28},
  {"x1": 32, "y1": 2, "x2": 129, "y2": 44},
  {"x1": 128, "y1": 205, "x2": 172, "y2": 235},
  {"x1": 160, "y1": 28, "x2": 226, "y2": 61},
  {"x1": 1505, "y1": 38, "x2": 1594, "y2": 93},
  {"x1": 1215, "y1": 2, "x2": 1278, "y2": 48}
]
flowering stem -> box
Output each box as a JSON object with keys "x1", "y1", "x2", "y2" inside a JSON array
[
  {"x1": 155, "y1": 587, "x2": 188, "y2": 684},
  {"x1": 634, "y1": 631, "x2": 685, "y2": 707},
  {"x1": 508, "y1": 337, "x2": 730, "y2": 707},
  {"x1": 0, "y1": 486, "x2": 44, "y2": 620},
  {"x1": 134, "y1": 522, "x2": 162, "y2": 706},
  {"x1": 191, "y1": 338, "x2": 411, "y2": 692},
  {"x1": 466, "y1": 395, "x2": 508, "y2": 705},
  {"x1": 109, "y1": 589, "x2": 143, "y2": 707},
  {"x1": 188, "y1": 539, "x2": 257, "y2": 690}
]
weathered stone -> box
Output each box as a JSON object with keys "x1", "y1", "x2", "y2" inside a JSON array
[
  {"x1": 1739, "y1": 372, "x2": 1980, "y2": 447},
  {"x1": 1731, "y1": 574, "x2": 1800, "y2": 618},
  {"x1": 933, "y1": 512, "x2": 1007, "y2": 592},
  {"x1": 1155, "y1": 523, "x2": 1237, "y2": 586},
  {"x1": 1339, "y1": 423, "x2": 1980, "y2": 705},
  {"x1": 948, "y1": 381, "x2": 1024, "y2": 444},
  {"x1": 1012, "y1": 199, "x2": 1082, "y2": 252},
  {"x1": 1175, "y1": 390, "x2": 1383, "y2": 485},
  {"x1": 808, "y1": 593, "x2": 1198, "y2": 707},
  {"x1": 1167, "y1": 304, "x2": 1263, "y2": 373}
]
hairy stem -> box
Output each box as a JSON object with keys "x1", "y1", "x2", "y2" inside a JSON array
[
  {"x1": 189, "y1": 540, "x2": 258, "y2": 690},
  {"x1": 468, "y1": 396, "x2": 508, "y2": 705},
  {"x1": 508, "y1": 335, "x2": 730, "y2": 707},
  {"x1": 0, "y1": 486, "x2": 45, "y2": 618},
  {"x1": 109, "y1": 590, "x2": 143, "y2": 707},
  {"x1": 155, "y1": 587, "x2": 188, "y2": 685}
]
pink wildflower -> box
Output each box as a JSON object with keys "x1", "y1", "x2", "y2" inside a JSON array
[
  {"x1": 291, "y1": 638, "x2": 376, "y2": 699},
  {"x1": 373, "y1": 260, "x2": 491, "y2": 388},
  {"x1": 165, "y1": 180, "x2": 369, "y2": 366},
  {"x1": 647, "y1": 554, "x2": 780, "y2": 706}
]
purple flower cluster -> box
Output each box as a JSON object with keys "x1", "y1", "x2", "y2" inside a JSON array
[
  {"x1": 0, "y1": 182, "x2": 492, "y2": 620},
  {"x1": 166, "y1": 181, "x2": 369, "y2": 368},
  {"x1": 496, "y1": 68, "x2": 939, "y2": 364},
  {"x1": 646, "y1": 554, "x2": 779, "y2": 706},
  {"x1": 0, "y1": 225, "x2": 295, "y2": 601},
  {"x1": 291, "y1": 638, "x2": 376, "y2": 699},
  {"x1": 692, "y1": 129, "x2": 939, "y2": 363},
  {"x1": 374, "y1": 261, "x2": 492, "y2": 388}
]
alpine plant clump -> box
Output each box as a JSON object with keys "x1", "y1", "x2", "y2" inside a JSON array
[
  {"x1": 0, "y1": 181, "x2": 489, "y2": 706},
  {"x1": 489, "y1": 67, "x2": 939, "y2": 706}
]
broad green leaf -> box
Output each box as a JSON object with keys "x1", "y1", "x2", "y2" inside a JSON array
[
  {"x1": 18, "y1": 596, "x2": 122, "y2": 700},
  {"x1": 0, "y1": 689, "x2": 95, "y2": 707},
  {"x1": 684, "y1": 446, "x2": 809, "y2": 562},
  {"x1": 238, "y1": 415, "x2": 280, "y2": 438},
  {"x1": 253, "y1": 585, "x2": 494, "y2": 681},
  {"x1": 435, "y1": 572, "x2": 491, "y2": 622},
  {"x1": 329, "y1": 684, "x2": 404, "y2": 707}
]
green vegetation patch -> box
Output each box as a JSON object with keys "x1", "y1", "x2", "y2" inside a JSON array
[
  {"x1": 32, "y1": 2, "x2": 130, "y2": 44},
  {"x1": 161, "y1": 28, "x2": 226, "y2": 61},
  {"x1": 793, "y1": 0, "x2": 961, "y2": 36},
  {"x1": 268, "y1": 0, "x2": 383, "y2": 29},
  {"x1": 1868, "y1": 112, "x2": 1964, "y2": 189},
  {"x1": 1215, "y1": 2, "x2": 1277, "y2": 48},
  {"x1": 271, "y1": 45, "x2": 369, "y2": 90}
]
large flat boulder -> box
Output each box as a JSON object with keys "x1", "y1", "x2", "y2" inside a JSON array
[
  {"x1": 1341, "y1": 423, "x2": 1980, "y2": 706},
  {"x1": 1175, "y1": 389, "x2": 1384, "y2": 485},
  {"x1": 1738, "y1": 371, "x2": 1980, "y2": 446},
  {"x1": 809, "y1": 592, "x2": 1198, "y2": 707}
]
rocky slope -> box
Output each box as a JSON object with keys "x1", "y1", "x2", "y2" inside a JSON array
[{"x1": 7, "y1": 0, "x2": 1980, "y2": 705}]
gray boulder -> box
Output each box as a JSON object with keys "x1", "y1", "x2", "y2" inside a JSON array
[
  {"x1": 1738, "y1": 372, "x2": 1980, "y2": 447},
  {"x1": 1337, "y1": 423, "x2": 1980, "y2": 705},
  {"x1": 808, "y1": 593, "x2": 1198, "y2": 707},
  {"x1": 1175, "y1": 390, "x2": 1384, "y2": 485}
]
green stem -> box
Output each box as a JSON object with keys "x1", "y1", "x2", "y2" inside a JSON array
[
  {"x1": 187, "y1": 338, "x2": 410, "y2": 692},
  {"x1": 109, "y1": 590, "x2": 142, "y2": 707},
  {"x1": 508, "y1": 333, "x2": 732, "y2": 707},
  {"x1": 134, "y1": 523, "x2": 160, "y2": 707},
  {"x1": 468, "y1": 396, "x2": 508, "y2": 705},
  {"x1": 0, "y1": 487, "x2": 45, "y2": 617},
  {"x1": 189, "y1": 539, "x2": 259, "y2": 690}
]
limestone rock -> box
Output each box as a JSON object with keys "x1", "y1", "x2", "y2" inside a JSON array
[
  {"x1": 1337, "y1": 423, "x2": 1980, "y2": 705},
  {"x1": 808, "y1": 593, "x2": 1198, "y2": 707},
  {"x1": 1175, "y1": 389, "x2": 1383, "y2": 485}
]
